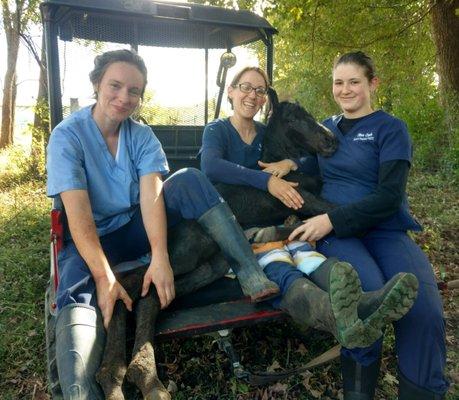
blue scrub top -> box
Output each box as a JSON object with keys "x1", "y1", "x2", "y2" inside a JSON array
[
  {"x1": 320, "y1": 110, "x2": 421, "y2": 232},
  {"x1": 202, "y1": 118, "x2": 265, "y2": 169},
  {"x1": 200, "y1": 118, "x2": 271, "y2": 190},
  {"x1": 46, "y1": 106, "x2": 169, "y2": 237}
]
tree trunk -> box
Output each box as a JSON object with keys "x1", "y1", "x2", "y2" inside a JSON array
[
  {"x1": 430, "y1": 0, "x2": 459, "y2": 133},
  {"x1": 0, "y1": 12, "x2": 20, "y2": 149},
  {"x1": 31, "y1": 33, "x2": 49, "y2": 161}
]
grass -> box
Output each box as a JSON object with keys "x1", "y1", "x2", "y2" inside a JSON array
[{"x1": 0, "y1": 147, "x2": 457, "y2": 399}]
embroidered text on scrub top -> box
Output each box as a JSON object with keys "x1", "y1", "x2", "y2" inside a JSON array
[{"x1": 353, "y1": 131, "x2": 375, "y2": 141}]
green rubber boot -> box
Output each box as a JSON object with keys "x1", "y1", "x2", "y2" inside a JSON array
[
  {"x1": 198, "y1": 202, "x2": 279, "y2": 302},
  {"x1": 310, "y1": 258, "x2": 419, "y2": 343}
]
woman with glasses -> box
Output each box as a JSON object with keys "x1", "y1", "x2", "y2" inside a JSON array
[
  {"x1": 201, "y1": 66, "x2": 305, "y2": 210},
  {"x1": 199, "y1": 66, "x2": 418, "y2": 356}
]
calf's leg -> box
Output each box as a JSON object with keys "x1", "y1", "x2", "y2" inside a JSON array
[
  {"x1": 96, "y1": 300, "x2": 128, "y2": 400},
  {"x1": 174, "y1": 253, "x2": 230, "y2": 296},
  {"x1": 126, "y1": 288, "x2": 170, "y2": 400},
  {"x1": 168, "y1": 220, "x2": 218, "y2": 276}
]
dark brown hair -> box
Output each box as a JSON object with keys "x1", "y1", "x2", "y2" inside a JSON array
[
  {"x1": 89, "y1": 49, "x2": 148, "y2": 98},
  {"x1": 333, "y1": 51, "x2": 376, "y2": 81}
]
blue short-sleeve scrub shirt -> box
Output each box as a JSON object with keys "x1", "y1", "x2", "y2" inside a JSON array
[{"x1": 46, "y1": 105, "x2": 169, "y2": 237}]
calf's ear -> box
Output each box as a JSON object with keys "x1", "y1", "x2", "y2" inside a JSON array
[{"x1": 268, "y1": 87, "x2": 279, "y2": 109}]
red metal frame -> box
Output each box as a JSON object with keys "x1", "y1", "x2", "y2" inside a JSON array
[
  {"x1": 156, "y1": 301, "x2": 287, "y2": 339},
  {"x1": 49, "y1": 209, "x2": 64, "y2": 312},
  {"x1": 50, "y1": 209, "x2": 63, "y2": 290}
]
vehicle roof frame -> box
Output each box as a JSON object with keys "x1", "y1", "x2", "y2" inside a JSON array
[{"x1": 40, "y1": 0, "x2": 277, "y2": 129}]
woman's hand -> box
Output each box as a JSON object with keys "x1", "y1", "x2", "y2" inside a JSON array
[
  {"x1": 288, "y1": 214, "x2": 333, "y2": 242},
  {"x1": 94, "y1": 272, "x2": 133, "y2": 330},
  {"x1": 258, "y1": 159, "x2": 297, "y2": 178},
  {"x1": 141, "y1": 254, "x2": 175, "y2": 309},
  {"x1": 267, "y1": 175, "x2": 304, "y2": 210},
  {"x1": 139, "y1": 173, "x2": 175, "y2": 309}
]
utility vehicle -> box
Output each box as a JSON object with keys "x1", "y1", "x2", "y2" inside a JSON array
[{"x1": 42, "y1": 1, "x2": 337, "y2": 397}]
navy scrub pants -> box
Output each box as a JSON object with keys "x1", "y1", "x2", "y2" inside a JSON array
[
  {"x1": 56, "y1": 168, "x2": 222, "y2": 310},
  {"x1": 316, "y1": 228, "x2": 449, "y2": 395}
]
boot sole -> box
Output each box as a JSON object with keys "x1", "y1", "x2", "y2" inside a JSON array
[
  {"x1": 364, "y1": 273, "x2": 418, "y2": 333},
  {"x1": 328, "y1": 262, "x2": 361, "y2": 338},
  {"x1": 328, "y1": 263, "x2": 389, "y2": 349},
  {"x1": 339, "y1": 320, "x2": 380, "y2": 349}
]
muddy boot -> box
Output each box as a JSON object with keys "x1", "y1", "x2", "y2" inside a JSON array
[
  {"x1": 308, "y1": 259, "x2": 370, "y2": 345},
  {"x1": 341, "y1": 353, "x2": 381, "y2": 400},
  {"x1": 279, "y1": 263, "x2": 379, "y2": 349},
  {"x1": 359, "y1": 272, "x2": 418, "y2": 331},
  {"x1": 310, "y1": 258, "x2": 419, "y2": 341},
  {"x1": 198, "y1": 202, "x2": 279, "y2": 302},
  {"x1": 398, "y1": 369, "x2": 445, "y2": 400},
  {"x1": 55, "y1": 304, "x2": 105, "y2": 400}
]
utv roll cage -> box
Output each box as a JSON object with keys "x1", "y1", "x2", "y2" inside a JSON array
[
  {"x1": 41, "y1": 0, "x2": 276, "y2": 129},
  {"x1": 41, "y1": 1, "x2": 338, "y2": 397}
]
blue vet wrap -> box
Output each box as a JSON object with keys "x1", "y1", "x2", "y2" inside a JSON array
[{"x1": 263, "y1": 261, "x2": 305, "y2": 309}]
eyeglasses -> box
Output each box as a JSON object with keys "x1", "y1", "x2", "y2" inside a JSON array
[{"x1": 234, "y1": 82, "x2": 267, "y2": 97}]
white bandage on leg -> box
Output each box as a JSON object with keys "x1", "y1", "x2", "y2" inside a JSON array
[
  {"x1": 286, "y1": 241, "x2": 327, "y2": 275},
  {"x1": 255, "y1": 247, "x2": 294, "y2": 269}
]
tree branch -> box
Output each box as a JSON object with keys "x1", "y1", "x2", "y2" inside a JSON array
[
  {"x1": 310, "y1": 0, "x2": 320, "y2": 63},
  {"x1": 322, "y1": 3, "x2": 434, "y2": 49},
  {"x1": 19, "y1": 31, "x2": 46, "y2": 72}
]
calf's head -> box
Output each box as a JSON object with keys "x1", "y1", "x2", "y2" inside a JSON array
[{"x1": 263, "y1": 98, "x2": 338, "y2": 162}]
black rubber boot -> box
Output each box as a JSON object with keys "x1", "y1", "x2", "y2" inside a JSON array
[
  {"x1": 310, "y1": 258, "x2": 419, "y2": 342},
  {"x1": 358, "y1": 272, "x2": 418, "y2": 334},
  {"x1": 341, "y1": 353, "x2": 381, "y2": 400},
  {"x1": 198, "y1": 202, "x2": 279, "y2": 302},
  {"x1": 398, "y1": 369, "x2": 446, "y2": 400},
  {"x1": 309, "y1": 257, "x2": 341, "y2": 291},
  {"x1": 280, "y1": 264, "x2": 383, "y2": 350}
]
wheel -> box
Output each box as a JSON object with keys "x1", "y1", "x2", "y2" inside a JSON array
[{"x1": 45, "y1": 283, "x2": 63, "y2": 399}]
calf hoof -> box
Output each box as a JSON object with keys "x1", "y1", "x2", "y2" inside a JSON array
[
  {"x1": 96, "y1": 365, "x2": 126, "y2": 400},
  {"x1": 144, "y1": 387, "x2": 171, "y2": 400},
  {"x1": 126, "y1": 343, "x2": 169, "y2": 400}
]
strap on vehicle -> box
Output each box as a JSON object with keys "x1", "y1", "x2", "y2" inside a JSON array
[
  {"x1": 216, "y1": 329, "x2": 341, "y2": 385},
  {"x1": 245, "y1": 344, "x2": 341, "y2": 385},
  {"x1": 50, "y1": 209, "x2": 64, "y2": 290}
]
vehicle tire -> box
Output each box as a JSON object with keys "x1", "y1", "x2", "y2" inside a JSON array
[{"x1": 45, "y1": 283, "x2": 63, "y2": 399}]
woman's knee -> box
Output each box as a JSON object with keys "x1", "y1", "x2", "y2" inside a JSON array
[
  {"x1": 317, "y1": 236, "x2": 384, "y2": 291},
  {"x1": 166, "y1": 167, "x2": 207, "y2": 187},
  {"x1": 403, "y1": 281, "x2": 444, "y2": 324}
]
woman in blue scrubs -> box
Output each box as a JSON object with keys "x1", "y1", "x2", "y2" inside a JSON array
[
  {"x1": 200, "y1": 66, "x2": 420, "y2": 365},
  {"x1": 46, "y1": 50, "x2": 279, "y2": 399},
  {"x1": 288, "y1": 51, "x2": 448, "y2": 399}
]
